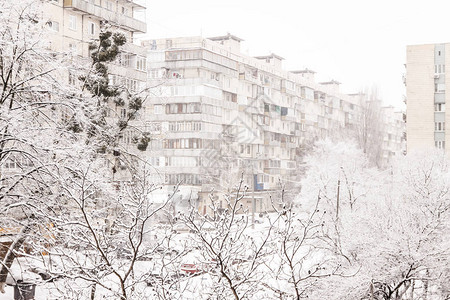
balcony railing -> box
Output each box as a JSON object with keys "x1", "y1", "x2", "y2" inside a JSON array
[{"x1": 64, "y1": 0, "x2": 147, "y2": 33}]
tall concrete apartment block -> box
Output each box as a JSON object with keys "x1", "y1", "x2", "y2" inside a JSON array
[
  {"x1": 141, "y1": 34, "x2": 388, "y2": 213},
  {"x1": 43, "y1": 0, "x2": 147, "y2": 93},
  {"x1": 406, "y1": 43, "x2": 449, "y2": 155},
  {"x1": 1, "y1": 1, "x2": 148, "y2": 185}
]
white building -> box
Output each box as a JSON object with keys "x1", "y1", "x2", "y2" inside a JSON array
[
  {"x1": 1, "y1": 0, "x2": 149, "y2": 191},
  {"x1": 140, "y1": 34, "x2": 402, "y2": 214},
  {"x1": 406, "y1": 43, "x2": 449, "y2": 155},
  {"x1": 42, "y1": 0, "x2": 147, "y2": 93}
]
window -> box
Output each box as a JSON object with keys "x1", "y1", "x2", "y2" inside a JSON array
[
  {"x1": 150, "y1": 69, "x2": 161, "y2": 78},
  {"x1": 120, "y1": 108, "x2": 127, "y2": 119},
  {"x1": 154, "y1": 105, "x2": 162, "y2": 114},
  {"x1": 88, "y1": 22, "x2": 95, "y2": 35},
  {"x1": 3, "y1": 157, "x2": 33, "y2": 169},
  {"x1": 136, "y1": 57, "x2": 146, "y2": 71},
  {"x1": 166, "y1": 174, "x2": 201, "y2": 185},
  {"x1": 164, "y1": 139, "x2": 202, "y2": 149},
  {"x1": 147, "y1": 122, "x2": 161, "y2": 133},
  {"x1": 120, "y1": 53, "x2": 131, "y2": 67},
  {"x1": 119, "y1": 130, "x2": 133, "y2": 144},
  {"x1": 69, "y1": 15, "x2": 77, "y2": 30},
  {"x1": 436, "y1": 140, "x2": 445, "y2": 149},
  {"x1": 165, "y1": 103, "x2": 202, "y2": 114},
  {"x1": 47, "y1": 21, "x2": 59, "y2": 32},
  {"x1": 166, "y1": 39, "x2": 173, "y2": 48},
  {"x1": 435, "y1": 122, "x2": 445, "y2": 131},
  {"x1": 68, "y1": 72, "x2": 76, "y2": 85},
  {"x1": 4, "y1": 158, "x2": 17, "y2": 169},
  {"x1": 121, "y1": 6, "x2": 128, "y2": 15},
  {"x1": 168, "y1": 121, "x2": 202, "y2": 132},
  {"x1": 106, "y1": 1, "x2": 112, "y2": 10},
  {"x1": 435, "y1": 83, "x2": 445, "y2": 93},
  {"x1": 108, "y1": 74, "x2": 118, "y2": 86},
  {"x1": 124, "y1": 78, "x2": 137, "y2": 92},
  {"x1": 435, "y1": 64, "x2": 445, "y2": 74},
  {"x1": 435, "y1": 103, "x2": 446, "y2": 112},
  {"x1": 68, "y1": 43, "x2": 77, "y2": 53}
]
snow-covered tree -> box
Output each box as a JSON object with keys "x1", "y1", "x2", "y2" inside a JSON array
[
  {"x1": 180, "y1": 178, "x2": 275, "y2": 300},
  {"x1": 351, "y1": 89, "x2": 386, "y2": 168},
  {"x1": 298, "y1": 139, "x2": 450, "y2": 299},
  {"x1": 0, "y1": 0, "x2": 93, "y2": 292},
  {"x1": 0, "y1": 2, "x2": 164, "y2": 298},
  {"x1": 265, "y1": 187, "x2": 351, "y2": 300}
]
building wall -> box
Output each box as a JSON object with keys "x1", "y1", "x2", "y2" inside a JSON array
[
  {"x1": 406, "y1": 43, "x2": 448, "y2": 155},
  {"x1": 406, "y1": 44, "x2": 435, "y2": 151},
  {"x1": 43, "y1": 0, "x2": 146, "y2": 75},
  {"x1": 43, "y1": 0, "x2": 148, "y2": 116},
  {"x1": 142, "y1": 35, "x2": 404, "y2": 214},
  {"x1": 381, "y1": 106, "x2": 406, "y2": 167},
  {"x1": 446, "y1": 45, "x2": 450, "y2": 152},
  {"x1": 1, "y1": 0, "x2": 148, "y2": 184}
]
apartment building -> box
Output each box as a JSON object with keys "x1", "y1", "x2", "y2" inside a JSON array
[
  {"x1": 141, "y1": 34, "x2": 368, "y2": 214},
  {"x1": 1, "y1": 0, "x2": 148, "y2": 185},
  {"x1": 380, "y1": 106, "x2": 406, "y2": 166},
  {"x1": 406, "y1": 43, "x2": 449, "y2": 155},
  {"x1": 42, "y1": 0, "x2": 147, "y2": 91}
]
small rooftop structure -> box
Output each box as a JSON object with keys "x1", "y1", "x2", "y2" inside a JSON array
[
  {"x1": 254, "y1": 53, "x2": 284, "y2": 68},
  {"x1": 207, "y1": 33, "x2": 243, "y2": 54},
  {"x1": 319, "y1": 79, "x2": 341, "y2": 85},
  {"x1": 290, "y1": 68, "x2": 316, "y2": 74},
  {"x1": 290, "y1": 68, "x2": 316, "y2": 81},
  {"x1": 254, "y1": 53, "x2": 285, "y2": 61},
  {"x1": 319, "y1": 80, "x2": 341, "y2": 93},
  {"x1": 208, "y1": 33, "x2": 244, "y2": 43}
]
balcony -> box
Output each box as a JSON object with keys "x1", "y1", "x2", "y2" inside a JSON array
[{"x1": 63, "y1": 0, "x2": 147, "y2": 33}]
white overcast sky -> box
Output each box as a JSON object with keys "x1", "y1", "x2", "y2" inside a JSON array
[{"x1": 141, "y1": 0, "x2": 450, "y2": 109}]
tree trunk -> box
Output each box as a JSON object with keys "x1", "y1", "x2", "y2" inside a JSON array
[
  {"x1": 0, "y1": 224, "x2": 32, "y2": 293},
  {"x1": 90, "y1": 283, "x2": 96, "y2": 300},
  {"x1": 370, "y1": 282, "x2": 374, "y2": 300},
  {"x1": 423, "y1": 270, "x2": 429, "y2": 300},
  {"x1": 336, "y1": 179, "x2": 340, "y2": 220}
]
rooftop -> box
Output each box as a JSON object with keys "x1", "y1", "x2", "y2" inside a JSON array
[
  {"x1": 208, "y1": 33, "x2": 244, "y2": 42},
  {"x1": 320, "y1": 80, "x2": 341, "y2": 85},
  {"x1": 254, "y1": 53, "x2": 285, "y2": 60},
  {"x1": 290, "y1": 68, "x2": 316, "y2": 74}
]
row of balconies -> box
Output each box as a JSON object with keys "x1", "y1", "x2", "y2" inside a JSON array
[{"x1": 63, "y1": 0, "x2": 146, "y2": 33}]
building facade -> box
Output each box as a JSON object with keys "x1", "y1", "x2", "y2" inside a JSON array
[
  {"x1": 42, "y1": 0, "x2": 147, "y2": 92},
  {"x1": 381, "y1": 106, "x2": 406, "y2": 166},
  {"x1": 1, "y1": 0, "x2": 148, "y2": 188},
  {"x1": 406, "y1": 43, "x2": 449, "y2": 155},
  {"x1": 140, "y1": 34, "x2": 390, "y2": 214}
]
